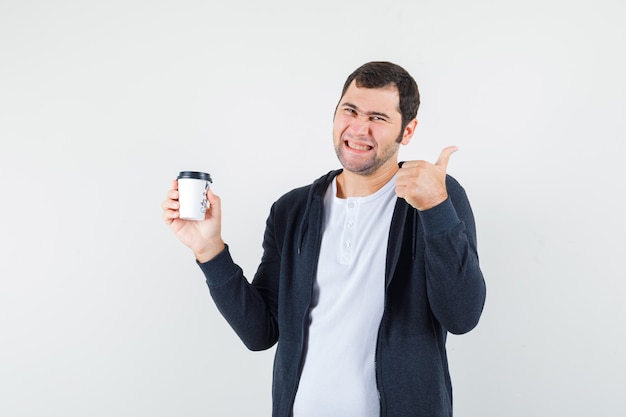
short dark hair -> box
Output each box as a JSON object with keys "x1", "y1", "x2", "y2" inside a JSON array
[{"x1": 339, "y1": 61, "x2": 420, "y2": 131}]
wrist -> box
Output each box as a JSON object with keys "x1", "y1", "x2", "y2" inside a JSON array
[{"x1": 194, "y1": 239, "x2": 225, "y2": 263}]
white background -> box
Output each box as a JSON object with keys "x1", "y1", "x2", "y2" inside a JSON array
[{"x1": 1, "y1": 0, "x2": 625, "y2": 416}]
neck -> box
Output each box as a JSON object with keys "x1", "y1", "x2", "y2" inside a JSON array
[{"x1": 336, "y1": 163, "x2": 399, "y2": 198}]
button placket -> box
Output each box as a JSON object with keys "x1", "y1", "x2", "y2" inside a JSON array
[{"x1": 340, "y1": 198, "x2": 357, "y2": 264}]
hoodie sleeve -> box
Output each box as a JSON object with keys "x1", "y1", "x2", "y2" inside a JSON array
[
  {"x1": 197, "y1": 204, "x2": 281, "y2": 351},
  {"x1": 418, "y1": 175, "x2": 486, "y2": 334}
]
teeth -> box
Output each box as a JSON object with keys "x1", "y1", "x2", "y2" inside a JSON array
[{"x1": 347, "y1": 141, "x2": 372, "y2": 151}]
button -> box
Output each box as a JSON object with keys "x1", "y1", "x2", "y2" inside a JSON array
[
  {"x1": 344, "y1": 241, "x2": 351, "y2": 248},
  {"x1": 348, "y1": 202, "x2": 355, "y2": 208},
  {"x1": 347, "y1": 221, "x2": 353, "y2": 227}
]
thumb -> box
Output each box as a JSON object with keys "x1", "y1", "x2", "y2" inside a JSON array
[
  {"x1": 435, "y1": 146, "x2": 459, "y2": 170},
  {"x1": 206, "y1": 188, "x2": 221, "y2": 214}
]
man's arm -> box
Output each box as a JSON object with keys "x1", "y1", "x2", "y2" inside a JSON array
[
  {"x1": 420, "y1": 179, "x2": 486, "y2": 334},
  {"x1": 163, "y1": 181, "x2": 279, "y2": 350},
  {"x1": 395, "y1": 147, "x2": 486, "y2": 333}
]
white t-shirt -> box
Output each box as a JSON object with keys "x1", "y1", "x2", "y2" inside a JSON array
[{"x1": 292, "y1": 176, "x2": 397, "y2": 417}]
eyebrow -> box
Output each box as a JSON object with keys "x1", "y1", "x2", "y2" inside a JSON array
[{"x1": 342, "y1": 102, "x2": 391, "y2": 120}]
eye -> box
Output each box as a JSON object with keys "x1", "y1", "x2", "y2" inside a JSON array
[
  {"x1": 342, "y1": 107, "x2": 357, "y2": 115},
  {"x1": 370, "y1": 115, "x2": 389, "y2": 123}
]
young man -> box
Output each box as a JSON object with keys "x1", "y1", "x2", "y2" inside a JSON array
[{"x1": 162, "y1": 61, "x2": 486, "y2": 417}]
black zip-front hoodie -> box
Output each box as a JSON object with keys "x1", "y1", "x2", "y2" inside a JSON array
[{"x1": 199, "y1": 167, "x2": 486, "y2": 417}]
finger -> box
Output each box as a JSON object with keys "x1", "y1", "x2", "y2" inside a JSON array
[
  {"x1": 400, "y1": 160, "x2": 420, "y2": 168},
  {"x1": 162, "y1": 181, "x2": 181, "y2": 222},
  {"x1": 206, "y1": 188, "x2": 221, "y2": 215},
  {"x1": 394, "y1": 183, "x2": 408, "y2": 199},
  {"x1": 161, "y1": 197, "x2": 179, "y2": 212},
  {"x1": 394, "y1": 169, "x2": 416, "y2": 186},
  {"x1": 435, "y1": 146, "x2": 459, "y2": 170},
  {"x1": 206, "y1": 187, "x2": 219, "y2": 201},
  {"x1": 167, "y1": 188, "x2": 179, "y2": 200},
  {"x1": 162, "y1": 204, "x2": 179, "y2": 221},
  {"x1": 162, "y1": 184, "x2": 180, "y2": 211}
]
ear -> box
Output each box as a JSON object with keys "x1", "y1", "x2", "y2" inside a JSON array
[{"x1": 400, "y1": 118, "x2": 418, "y2": 145}]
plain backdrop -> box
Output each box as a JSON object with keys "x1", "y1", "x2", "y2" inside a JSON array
[{"x1": 1, "y1": 0, "x2": 625, "y2": 416}]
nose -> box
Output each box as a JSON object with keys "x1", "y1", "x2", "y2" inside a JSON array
[{"x1": 349, "y1": 114, "x2": 370, "y2": 136}]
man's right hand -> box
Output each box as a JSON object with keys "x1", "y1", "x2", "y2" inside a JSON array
[{"x1": 162, "y1": 179, "x2": 225, "y2": 263}]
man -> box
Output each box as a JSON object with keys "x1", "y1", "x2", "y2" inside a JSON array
[{"x1": 162, "y1": 61, "x2": 486, "y2": 417}]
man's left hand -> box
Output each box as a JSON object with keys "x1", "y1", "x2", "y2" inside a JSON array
[{"x1": 395, "y1": 146, "x2": 458, "y2": 211}]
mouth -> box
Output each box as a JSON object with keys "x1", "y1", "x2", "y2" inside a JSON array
[{"x1": 345, "y1": 140, "x2": 373, "y2": 152}]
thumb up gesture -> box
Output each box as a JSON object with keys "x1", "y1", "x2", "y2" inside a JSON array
[{"x1": 395, "y1": 146, "x2": 458, "y2": 211}]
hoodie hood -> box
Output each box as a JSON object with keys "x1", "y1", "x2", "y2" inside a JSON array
[{"x1": 297, "y1": 169, "x2": 342, "y2": 254}]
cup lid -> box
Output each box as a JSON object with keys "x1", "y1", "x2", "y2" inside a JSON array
[{"x1": 177, "y1": 171, "x2": 212, "y2": 182}]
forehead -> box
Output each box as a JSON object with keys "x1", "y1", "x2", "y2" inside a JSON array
[{"x1": 339, "y1": 80, "x2": 401, "y2": 115}]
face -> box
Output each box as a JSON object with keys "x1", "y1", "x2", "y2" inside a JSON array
[{"x1": 333, "y1": 81, "x2": 415, "y2": 176}]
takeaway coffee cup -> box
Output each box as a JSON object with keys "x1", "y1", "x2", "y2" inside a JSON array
[{"x1": 177, "y1": 171, "x2": 212, "y2": 220}]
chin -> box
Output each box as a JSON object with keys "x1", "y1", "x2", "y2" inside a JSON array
[
  {"x1": 341, "y1": 161, "x2": 379, "y2": 176},
  {"x1": 335, "y1": 147, "x2": 380, "y2": 175}
]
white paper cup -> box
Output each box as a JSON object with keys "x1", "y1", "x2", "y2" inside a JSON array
[{"x1": 177, "y1": 171, "x2": 212, "y2": 220}]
